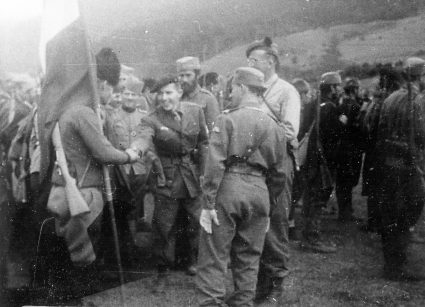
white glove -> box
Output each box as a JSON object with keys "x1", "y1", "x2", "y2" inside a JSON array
[
  {"x1": 339, "y1": 114, "x2": 348, "y2": 125},
  {"x1": 200, "y1": 209, "x2": 220, "y2": 234},
  {"x1": 125, "y1": 148, "x2": 140, "y2": 162}
]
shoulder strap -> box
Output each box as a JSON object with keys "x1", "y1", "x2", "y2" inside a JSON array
[
  {"x1": 261, "y1": 96, "x2": 282, "y2": 124},
  {"x1": 55, "y1": 122, "x2": 92, "y2": 188}
]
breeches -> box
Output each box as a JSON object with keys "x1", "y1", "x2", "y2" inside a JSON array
[{"x1": 197, "y1": 173, "x2": 269, "y2": 307}]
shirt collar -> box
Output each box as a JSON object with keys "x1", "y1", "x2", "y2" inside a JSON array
[{"x1": 264, "y1": 73, "x2": 279, "y2": 89}]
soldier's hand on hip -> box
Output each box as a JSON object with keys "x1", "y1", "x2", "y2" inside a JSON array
[{"x1": 200, "y1": 209, "x2": 220, "y2": 234}]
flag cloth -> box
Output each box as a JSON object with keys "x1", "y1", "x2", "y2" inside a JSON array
[
  {"x1": 38, "y1": 0, "x2": 95, "y2": 184},
  {"x1": 38, "y1": 0, "x2": 100, "y2": 266}
]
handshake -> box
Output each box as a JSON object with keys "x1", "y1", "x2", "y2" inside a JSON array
[{"x1": 125, "y1": 147, "x2": 143, "y2": 163}]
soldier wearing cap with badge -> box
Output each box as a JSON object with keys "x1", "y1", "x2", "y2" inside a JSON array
[
  {"x1": 131, "y1": 75, "x2": 209, "y2": 276},
  {"x1": 176, "y1": 56, "x2": 220, "y2": 132},
  {"x1": 103, "y1": 75, "x2": 150, "y2": 259},
  {"x1": 299, "y1": 71, "x2": 343, "y2": 254},
  {"x1": 374, "y1": 56, "x2": 425, "y2": 281},
  {"x1": 196, "y1": 67, "x2": 288, "y2": 306},
  {"x1": 245, "y1": 36, "x2": 300, "y2": 303}
]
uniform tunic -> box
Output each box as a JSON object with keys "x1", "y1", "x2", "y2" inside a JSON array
[
  {"x1": 182, "y1": 84, "x2": 220, "y2": 132},
  {"x1": 132, "y1": 101, "x2": 208, "y2": 266},
  {"x1": 196, "y1": 98, "x2": 288, "y2": 307}
]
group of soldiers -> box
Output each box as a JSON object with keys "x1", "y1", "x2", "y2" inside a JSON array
[{"x1": 1, "y1": 35, "x2": 425, "y2": 307}]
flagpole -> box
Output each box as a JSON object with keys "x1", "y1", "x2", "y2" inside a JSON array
[{"x1": 77, "y1": 1, "x2": 127, "y2": 305}]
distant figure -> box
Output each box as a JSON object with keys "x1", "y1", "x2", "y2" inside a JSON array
[
  {"x1": 374, "y1": 57, "x2": 425, "y2": 281},
  {"x1": 198, "y1": 72, "x2": 225, "y2": 111}
]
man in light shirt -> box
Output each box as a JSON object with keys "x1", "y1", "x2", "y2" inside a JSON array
[{"x1": 246, "y1": 36, "x2": 301, "y2": 305}]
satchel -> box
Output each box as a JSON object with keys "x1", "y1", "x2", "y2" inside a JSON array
[{"x1": 297, "y1": 120, "x2": 315, "y2": 168}]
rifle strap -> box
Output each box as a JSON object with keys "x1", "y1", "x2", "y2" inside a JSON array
[{"x1": 55, "y1": 122, "x2": 91, "y2": 189}]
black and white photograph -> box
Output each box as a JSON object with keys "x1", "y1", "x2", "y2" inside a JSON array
[{"x1": 1, "y1": 0, "x2": 425, "y2": 306}]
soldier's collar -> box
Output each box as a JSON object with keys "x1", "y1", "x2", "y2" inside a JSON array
[
  {"x1": 264, "y1": 73, "x2": 279, "y2": 88},
  {"x1": 184, "y1": 84, "x2": 200, "y2": 99}
]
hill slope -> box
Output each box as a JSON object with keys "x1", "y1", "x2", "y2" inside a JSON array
[{"x1": 203, "y1": 14, "x2": 425, "y2": 80}]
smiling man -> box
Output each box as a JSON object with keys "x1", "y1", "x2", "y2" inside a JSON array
[{"x1": 131, "y1": 76, "x2": 208, "y2": 276}]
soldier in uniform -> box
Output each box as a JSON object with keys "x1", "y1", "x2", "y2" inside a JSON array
[
  {"x1": 245, "y1": 36, "x2": 300, "y2": 303},
  {"x1": 103, "y1": 76, "x2": 149, "y2": 267},
  {"x1": 196, "y1": 67, "x2": 288, "y2": 307},
  {"x1": 300, "y1": 72, "x2": 343, "y2": 254},
  {"x1": 176, "y1": 56, "x2": 220, "y2": 132},
  {"x1": 360, "y1": 67, "x2": 402, "y2": 233},
  {"x1": 39, "y1": 48, "x2": 140, "y2": 297},
  {"x1": 375, "y1": 57, "x2": 425, "y2": 281},
  {"x1": 336, "y1": 77, "x2": 363, "y2": 222},
  {"x1": 131, "y1": 76, "x2": 208, "y2": 275}
]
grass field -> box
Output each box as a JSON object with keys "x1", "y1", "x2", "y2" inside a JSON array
[{"x1": 82, "y1": 184, "x2": 425, "y2": 307}]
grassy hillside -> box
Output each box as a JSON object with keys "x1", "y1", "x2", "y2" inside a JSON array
[{"x1": 203, "y1": 14, "x2": 425, "y2": 81}]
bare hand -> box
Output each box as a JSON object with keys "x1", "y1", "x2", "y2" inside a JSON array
[
  {"x1": 125, "y1": 148, "x2": 140, "y2": 162},
  {"x1": 339, "y1": 114, "x2": 348, "y2": 125}
]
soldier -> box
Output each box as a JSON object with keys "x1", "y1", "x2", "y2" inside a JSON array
[
  {"x1": 300, "y1": 72, "x2": 343, "y2": 254},
  {"x1": 336, "y1": 77, "x2": 363, "y2": 222},
  {"x1": 375, "y1": 57, "x2": 425, "y2": 281},
  {"x1": 39, "y1": 48, "x2": 140, "y2": 296},
  {"x1": 198, "y1": 72, "x2": 225, "y2": 111},
  {"x1": 103, "y1": 76, "x2": 149, "y2": 267},
  {"x1": 360, "y1": 67, "x2": 402, "y2": 233},
  {"x1": 245, "y1": 36, "x2": 300, "y2": 303},
  {"x1": 196, "y1": 67, "x2": 288, "y2": 307},
  {"x1": 131, "y1": 75, "x2": 208, "y2": 276},
  {"x1": 176, "y1": 56, "x2": 220, "y2": 132}
]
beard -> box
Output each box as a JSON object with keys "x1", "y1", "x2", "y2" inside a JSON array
[{"x1": 181, "y1": 79, "x2": 197, "y2": 94}]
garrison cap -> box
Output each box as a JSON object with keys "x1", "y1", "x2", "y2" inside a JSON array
[
  {"x1": 343, "y1": 77, "x2": 360, "y2": 89},
  {"x1": 404, "y1": 57, "x2": 425, "y2": 76},
  {"x1": 176, "y1": 56, "x2": 201, "y2": 73},
  {"x1": 320, "y1": 72, "x2": 342, "y2": 85},
  {"x1": 246, "y1": 36, "x2": 279, "y2": 58},
  {"x1": 150, "y1": 75, "x2": 179, "y2": 93},
  {"x1": 233, "y1": 67, "x2": 266, "y2": 90}
]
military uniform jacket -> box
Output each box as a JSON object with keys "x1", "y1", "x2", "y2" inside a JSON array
[
  {"x1": 377, "y1": 86, "x2": 425, "y2": 196},
  {"x1": 319, "y1": 99, "x2": 344, "y2": 170},
  {"x1": 132, "y1": 101, "x2": 208, "y2": 199},
  {"x1": 104, "y1": 106, "x2": 147, "y2": 175},
  {"x1": 182, "y1": 85, "x2": 220, "y2": 132},
  {"x1": 51, "y1": 104, "x2": 129, "y2": 188},
  {"x1": 202, "y1": 98, "x2": 289, "y2": 210}
]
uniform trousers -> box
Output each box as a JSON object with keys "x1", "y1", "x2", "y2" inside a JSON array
[
  {"x1": 197, "y1": 173, "x2": 269, "y2": 307},
  {"x1": 152, "y1": 194, "x2": 201, "y2": 267},
  {"x1": 377, "y1": 166, "x2": 424, "y2": 271}
]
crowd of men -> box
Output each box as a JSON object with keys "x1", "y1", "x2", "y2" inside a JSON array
[{"x1": 1, "y1": 35, "x2": 425, "y2": 306}]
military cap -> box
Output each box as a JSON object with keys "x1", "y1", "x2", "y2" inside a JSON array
[
  {"x1": 176, "y1": 56, "x2": 201, "y2": 73},
  {"x1": 320, "y1": 72, "x2": 342, "y2": 85},
  {"x1": 125, "y1": 75, "x2": 144, "y2": 94},
  {"x1": 233, "y1": 67, "x2": 266, "y2": 90},
  {"x1": 150, "y1": 75, "x2": 179, "y2": 93},
  {"x1": 291, "y1": 78, "x2": 311, "y2": 93},
  {"x1": 246, "y1": 36, "x2": 279, "y2": 58},
  {"x1": 404, "y1": 57, "x2": 425, "y2": 76},
  {"x1": 343, "y1": 77, "x2": 360, "y2": 89}
]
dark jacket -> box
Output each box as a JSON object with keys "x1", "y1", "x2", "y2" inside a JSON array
[
  {"x1": 132, "y1": 101, "x2": 209, "y2": 199},
  {"x1": 52, "y1": 104, "x2": 129, "y2": 188}
]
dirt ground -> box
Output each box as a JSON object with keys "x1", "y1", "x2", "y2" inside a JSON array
[{"x1": 80, "y1": 186, "x2": 425, "y2": 307}]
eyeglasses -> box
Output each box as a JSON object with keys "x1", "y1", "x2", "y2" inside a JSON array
[{"x1": 247, "y1": 57, "x2": 266, "y2": 64}]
